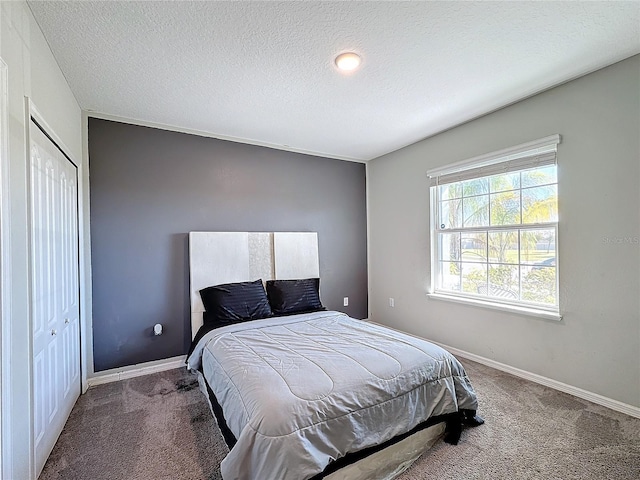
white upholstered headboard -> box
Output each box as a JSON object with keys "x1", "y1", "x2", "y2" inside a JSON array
[{"x1": 189, "y1": 232, "x2": 319, "y2": 338}]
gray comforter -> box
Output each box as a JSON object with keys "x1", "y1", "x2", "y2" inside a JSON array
[{"x1": 187, "y1": 311, "x2": 478, "y2": 480}]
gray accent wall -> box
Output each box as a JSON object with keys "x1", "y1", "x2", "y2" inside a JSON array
[
  {"x1": 89, "y1": 118, "x2": 367, "y2": 371},
  {"x1": 368, "y1": 55, "x2": 639, "y2": 408}
]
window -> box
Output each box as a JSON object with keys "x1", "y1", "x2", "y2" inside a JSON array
[{"x1": 428, "y1": 135, "x2": 560, "y2": 316}]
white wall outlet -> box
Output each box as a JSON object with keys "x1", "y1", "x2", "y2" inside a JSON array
[
  {"x1": 343, "y1": 297, "x2": 349, "y2": 307},
  {"x1": 389, "y1": 298, "x2": 395, "y2": 307}
]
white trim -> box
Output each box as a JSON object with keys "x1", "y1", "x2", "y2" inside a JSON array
[
  {"x1": 24, "y1": 97, "x2": 36, "y2": 480},
  {"x1": 365, "y1": 162, "x2": 371, "y2": 320},
  {"x1": 86, "y1": 111, "x2": 367, "y2": 164},
  {"x1": 87, "y1": 356, "x2": 187, "y2": 387},
  {"x1": 28, "y1": 101, "x2": 79, "y2": 168},
  {"x1": 427, "y1": 292, "x2": 562, "y2": 321},
  {"x1": 79, "y1": 111, "x2": 91, "y2": 393},
  {"x1": 0, "y1": 56, "x2": 11, "y2": 480},
  {"x1": 429, "y1": 187, "x2": 437, "y2": 295},
  {"x1": 367, "y1": 320, "x2": 640, "y2": 419},
  {"x1": 426, "y1": 134, "x2": 560, "y2": 178},
  {"x1": 436, "y1": 342, "x2": 640, "y2": 419}
]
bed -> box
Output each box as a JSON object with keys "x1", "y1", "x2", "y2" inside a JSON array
[{"x1": 186, "y1": 232, "x2": 482, "y2": 480}]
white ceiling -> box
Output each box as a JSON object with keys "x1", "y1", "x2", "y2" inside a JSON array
[{"x1": 28, "y1": 1, "x2": 640, "y2": 162}]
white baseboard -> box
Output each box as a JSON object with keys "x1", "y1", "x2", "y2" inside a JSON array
[
  {"x1": 87, "y1": 355, "x2": 187, "y2": 387},
  {"x1": 367, "y1": 321, "x2": 640, "y2": 419},
  {"x1": 435, "y1": 341, "x2": 640, "y2": 419}
]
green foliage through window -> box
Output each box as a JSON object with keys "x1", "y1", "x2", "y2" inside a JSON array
[{"x1": 436, "y1": 165, "x2": 558, "y2": 308}]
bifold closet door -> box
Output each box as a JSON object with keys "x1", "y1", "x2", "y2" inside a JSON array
[{"x1": 29, "y1": 120, "x2": 81, "y2": 476}]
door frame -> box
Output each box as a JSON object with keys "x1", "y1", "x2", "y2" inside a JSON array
[
  {"x1": 0, "y1": 56, "x2": 9, "y2": 480},
  {"x1": 25, "y1": 98, "x2": 85, "y2": 476}
]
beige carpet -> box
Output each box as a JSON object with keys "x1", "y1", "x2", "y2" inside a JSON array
[{"x1": 40, "y1": 360, "x2": 640, "y2": 480}]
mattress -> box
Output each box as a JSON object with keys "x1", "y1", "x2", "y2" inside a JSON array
[{"x1": 187, "y1": 311, "x2": 478, "y2": 480}]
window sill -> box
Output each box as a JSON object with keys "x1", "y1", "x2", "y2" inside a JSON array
[{"x1": 426, "y1": 292, "x2": 562, "y2": 321}]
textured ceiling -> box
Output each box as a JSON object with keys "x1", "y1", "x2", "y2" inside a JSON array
[{"x1": 28, "y1": 1, "x2": 640, "y2": 162}]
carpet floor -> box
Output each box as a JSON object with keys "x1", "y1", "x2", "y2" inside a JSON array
[{"x1": 40, "y1": 359, "x2": 640, "y2": 480}]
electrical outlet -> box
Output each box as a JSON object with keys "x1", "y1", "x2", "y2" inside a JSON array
[
  {"x1": 389, "y1": 298, "x2": 395, "y2": 307},
  {"x1": 343, "y1": 297, "x2": 349, "y2": 307}
]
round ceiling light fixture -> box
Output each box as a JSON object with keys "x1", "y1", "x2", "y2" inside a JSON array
[{"x1": 335, "y1": 52, "x2": 361, "y2": 72}]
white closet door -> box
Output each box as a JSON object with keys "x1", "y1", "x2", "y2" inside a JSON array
[{"x1": 29, "y1": 121, "x2": 80, "y2": 476}]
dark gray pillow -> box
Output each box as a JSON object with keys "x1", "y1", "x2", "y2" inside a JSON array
[
  {"x1": 199, "y1": 279, "x2": 272, "y2": 325},
  {"x1": 266, "y1": 278, "x2": 325, "y2": 316}
]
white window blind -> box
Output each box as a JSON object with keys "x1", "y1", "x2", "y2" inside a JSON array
[{"x1": 428, "y1": 135, "x2": 560, "y2": 186}]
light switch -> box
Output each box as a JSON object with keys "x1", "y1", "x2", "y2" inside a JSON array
[
  {"x1": 343, "y1": 297, "x2": 349, "y2": 307},
  {"x1": 389, "y1": 298, "x2": 395, "y2": 307}
]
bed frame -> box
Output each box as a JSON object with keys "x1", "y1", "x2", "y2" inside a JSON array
[{"x1": 188, "y1": 231, "x2": 481, "y2": 479}]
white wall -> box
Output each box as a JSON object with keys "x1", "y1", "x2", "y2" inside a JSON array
[
  {"x1": 0, "y1": 2, "x2": 82, "y2": 478},
  {"x1": 368, "y1": 55, "x2": 640, "y2": 409}
]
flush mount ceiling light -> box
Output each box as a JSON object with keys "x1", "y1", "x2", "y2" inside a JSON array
[{"x1": 335, "y1": 52, "x2": 361, "y2": 72}]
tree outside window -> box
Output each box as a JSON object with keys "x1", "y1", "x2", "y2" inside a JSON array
[{"x1": 436, "y1": 165, "x2": 558, "y2": 307}]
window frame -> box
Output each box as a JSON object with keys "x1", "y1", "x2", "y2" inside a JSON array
[{"x1": 427, "y1": 135, "x2": 562, "y2": 320}]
